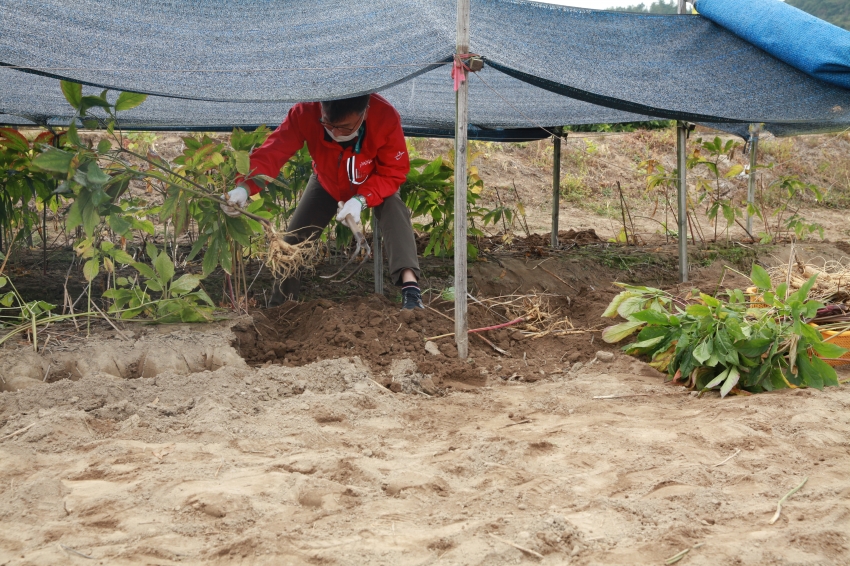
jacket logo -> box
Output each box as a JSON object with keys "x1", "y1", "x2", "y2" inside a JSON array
[
  {"x1": 346, "y1": 156, "x2": 370, "y2": 185},
  {"x1": 395, "y1": 151, "x2": 405, "y2": 160}
]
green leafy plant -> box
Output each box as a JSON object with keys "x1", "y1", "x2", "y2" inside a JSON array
[
  {"x1": 262, "y1": 143, "x2": 313, "y2": 229},
  {"x1": 639, "y1": 135, "x2": 826, "y2": 246},
  {"x1": 687, "y1": 136, "x2": 746, "y2": 242},
  {"x1": 124, "y1": 131, "x2": 158, "y2": 154},
  {"x1": 0, "y1": 128, "x2": 66, "y2": 263},
  {"x1": 30, "y1": 83, "x2": 151, "y2": 247},
  {"x1": 756, "y1": 175, "x2": 824, "y2": 243},
  {"x1": 640, "y1": 158, "x2": 686, "y2": 241},
  {"x1": 0, "y1": 273, "x2": 102, "y2": 351},
  {"x1": 481, "y1": 185, "x2": 515, "y2": 234},
  {"x1": 103, "y1": 243, "x2": 215, "y2": 323},
  {"x1": 602, "y1": 264, "x2": 846, "y2": 396},
  {"x1": 564, "y1": 120, "x2": 674, "y2": 132},
  {"x1": 0, "y1": 274, "x2": 56, "y2": 332},
  {"x1": 401, "y1": 155, "x2": 486, "y2": 259},
  {"x1": 30, "y1": 82, "x2": 286, "y2": 313}
]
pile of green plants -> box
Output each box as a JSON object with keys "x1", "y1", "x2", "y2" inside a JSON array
[{"x1": 602, "y1": 264, "x2": 846, "y2": 396}]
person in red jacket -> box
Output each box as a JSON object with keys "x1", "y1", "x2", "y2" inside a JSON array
[{"x1": 221, "y1": 93, "x2": 423, "y2": 309}]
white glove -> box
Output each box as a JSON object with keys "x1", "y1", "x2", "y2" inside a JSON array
[
  {"x1": 221, "y1": 186, "x2": 249, "y2": 217},
  {"x1": 335, "y1": 196, "x2": 364, "y2": 223}
]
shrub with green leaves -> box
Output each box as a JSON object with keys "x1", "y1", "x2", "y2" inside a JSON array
[
  {"x1": 0, "y1": 128, "x2": 64, "y2": 253},
  {"x1": 400, "y1": 155, "x2": 509, "y2": 259},
  {"x1": 103, "y1": 243, "x2": 215, "y2": 323},
  {"x1": 0, "y1": 275, "x2": 55, "y2": 329},
  {"x1": 602, "y1": 264, "x2": 846, "y2": 396}
]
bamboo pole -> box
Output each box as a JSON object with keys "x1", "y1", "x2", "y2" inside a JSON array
[
  {"x1": 551, "y1": 128, "x2": 563, "y2": 248},
  {"x1": 454, "y1": 0, "x2": 470, "y2": 359}
]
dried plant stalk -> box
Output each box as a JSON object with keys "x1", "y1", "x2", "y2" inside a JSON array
[
  {"x1": 767, "y1": 258, "x2": 850, "y2": 302},
  {"x1": 474, "y1": 293, "x2": 573, "y2": 337}
]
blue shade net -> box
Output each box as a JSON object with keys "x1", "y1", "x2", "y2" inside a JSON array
[
  {"x1": 474, "y1": 0, "x2": 850, "y2": 128},
  {"x1": 1, "y1": 0, "x2": 849, "y2": 138},
  {"x1": 0, "y1": 0, "x2": 454, "y2": 102},
  {"x1": 0, "y1": 66, "x2": 655, "y2": 141},
  {"x1": 695, "y1": 0, "x2": 850, "y2": 90}
]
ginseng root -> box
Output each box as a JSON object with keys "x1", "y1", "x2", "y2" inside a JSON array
[{"x1": 261, "y1": 224, "x2": 319, "y2": 281}]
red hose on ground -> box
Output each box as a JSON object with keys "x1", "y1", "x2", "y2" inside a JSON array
[{"x1": 468, "y1": 317, "x2": 525, "y2": 334}]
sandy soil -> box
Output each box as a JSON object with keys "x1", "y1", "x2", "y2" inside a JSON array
[
  {"x1": 2, "y1": 247, "x2": 850, "y2": 565},
  {"x1": 2, "y1": 339, "x2": 849, "y2": 565},
  {"x1": 3, "y1": 128, "x2": 850, "y2": 564}
]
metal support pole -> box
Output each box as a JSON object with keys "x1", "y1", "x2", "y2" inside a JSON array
[
  {"x1": 372, "y1": 214, "x2": 383, "y2": 295},
  {"x1": 746, "y1": 128, "x2": 760, "y2": 237},
  {"x1": 676, "y1": 0, "x2": 689, "y2": 283},
  {"x1": 551, "y1": 128, "x2": 563, "y2": 248},
  {"x1": 677, "y1": 121, "x2": 688, "y2": 283},
  {"x1": 454, "y1": 0, "x2": 470, "y2": 359}
]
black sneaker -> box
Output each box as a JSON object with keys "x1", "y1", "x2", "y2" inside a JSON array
[{"x1": 401, "y1": 284, "x2": 425, "y2": 310}]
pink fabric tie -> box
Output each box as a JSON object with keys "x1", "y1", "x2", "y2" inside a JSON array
[{"x1": 452, "y1": 57, "x2": 465, "y2": 92}]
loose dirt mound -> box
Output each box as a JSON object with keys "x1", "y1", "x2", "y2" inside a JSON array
[
  {"x1": 235, "y1": 295, "x2": 485, "y2": 388},
  {"x1": 232, "y1": 283, "x2": 619, "y2": 393}
]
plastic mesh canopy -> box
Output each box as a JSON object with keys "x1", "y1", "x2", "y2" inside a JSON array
[
  {"x1": 3, "y1": 0, "x2": 850, "y2": 134},
  {"x1": 0, "y1": 66, "x2": 657, "y2": 139},
  {"x1": 0, "y1": 114, "x2": 32, "y2": 126},
  {"x1": 475, "y1": 0, "x2": 850, "y2": 124},
  {"x1": 701, "y1": 120, "x2": 850, "y2": 139},
  {"x1": 0, "y1": 68, "x2": 297, "y2": 130},
  {"x1": 695, "y1": 0, "x2": 850, "y2": 90},
  {"x1": 384, "y1": 66, "x2": 655, "y2": 130},
  {"x1": 0, "y1": 0, "x2": 453, "y2": 102},
  {"x1": 4, "y1": 65, "x2": 843, "y2": 140}
]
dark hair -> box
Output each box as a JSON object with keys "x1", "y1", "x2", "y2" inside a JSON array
[{"x1": 320, "y1": 94, "x2": 371, "y2": 124}]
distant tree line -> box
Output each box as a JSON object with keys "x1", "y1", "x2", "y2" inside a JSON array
[
  {"x1": 607, "y1": 0, "x2": 677, "y2": 14},
  {"x1": 787, "y1": 0, "x2": 849, "y2": 30},
  {"x1": 608, "y1": 0, "x2": 849, "y2": 29}
]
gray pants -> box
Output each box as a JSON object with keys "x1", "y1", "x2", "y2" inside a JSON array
[{"x1": 274, "y1": 174, "x2": 421, "y2": 302}]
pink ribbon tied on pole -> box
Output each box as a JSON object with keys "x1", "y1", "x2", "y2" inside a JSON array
[
  {"x1": 452, "y1": 56, "x2": 465, "y2": 92},
  {"x1": 452, "y1": 54, "x2": 477, "y2": 92}
]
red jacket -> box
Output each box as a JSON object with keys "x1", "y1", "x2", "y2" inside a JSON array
[{"x1": 238, "y1": 94, "x2": 409, "y2": 208}]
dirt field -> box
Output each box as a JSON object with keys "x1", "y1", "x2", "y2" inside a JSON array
[
  {"x1": 2, "y1": 242, "x2": 850, "y2": 566},
  {"x1": 3, "y1": 126, "x2": 850, "y2": 564}
]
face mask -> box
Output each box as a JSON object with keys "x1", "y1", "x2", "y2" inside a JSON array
[
  {"x1": 325, "y1": 127, "x2": 360, "y2": 143},
  {"x1": 323, "y1": 109, "x2": 366, "y2": 143}
]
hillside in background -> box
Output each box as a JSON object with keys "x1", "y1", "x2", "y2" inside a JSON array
[
  {"x1": 607, "y1": 0, "x2": 676, "y2": 13},
  {"x1": 608, "y1": 0, "x2": 849, "y2": 29},
  {"x1": 787, "y1": 0, "x2": 850, "y2": 30},
  {"x1": 410, "y1": 126, "x2": 850, "y2": 243}
]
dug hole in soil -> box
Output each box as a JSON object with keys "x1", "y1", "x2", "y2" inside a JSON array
[{"x1": 1, "y1": 244, "x2": 850, "y2": 565}]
